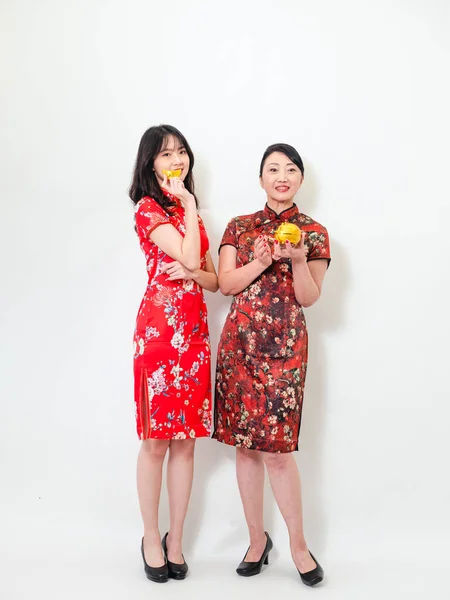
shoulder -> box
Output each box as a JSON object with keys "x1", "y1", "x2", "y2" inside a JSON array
[
  {"x1": 226, "y1": 209, "x2": 266, "y2": 232},
  {"x1": 135, "y1": 197, "x2": 171, "y2": 218},
  {"x1": 296, "y1": 212, "x2": 328, "y2": 236},
  {"x1": 296, "y1": 213, "x2": 330, "y2": 260},
  {"x1": 135, "y1": 196, "x2": 160, "y2": 211}
]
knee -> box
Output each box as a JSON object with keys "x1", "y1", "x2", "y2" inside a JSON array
[
  {"x1": 141, "y1": 439, "x2": 170, "y2": 461},
  {"x1": 263, "y1": 452, "x2": 291, "y2": 472},
  {"x1": 169, "y1": 439, "x2": 196, "y2": 460},
  {"x1": 236, "y1": 447, "x2": 263, "y2": 464}
]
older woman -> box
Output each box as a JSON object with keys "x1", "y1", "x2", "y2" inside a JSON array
[{"x1": 213, "y1": 143, "x2": 330, "y2": 586}]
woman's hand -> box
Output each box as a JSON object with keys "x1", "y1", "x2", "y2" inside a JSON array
[
  {"x1": 162, "y1": 174, "x2": 196, "y2": 208},
  {"x1": 254, "y1": 235, "x2": 272, "y2": 268},
  {"x1": 272, "y1": 232, "x2": 308, "y2": 264},
  {"x1": 161, "y1": 260, "x2": 196, "y2": 281}
]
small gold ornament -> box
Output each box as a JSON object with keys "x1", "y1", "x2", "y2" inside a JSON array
[
  {"x1": 163, "y1": 169, "x2": 182, "y2": 178},
  {"x1": 274, "y1": 222, "x2": 302, "y2": 245}
]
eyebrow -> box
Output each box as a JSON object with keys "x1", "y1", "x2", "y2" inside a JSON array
[
  {"x1": 159, "y1": 145, "x2": 186, "y2": 154},
  {"x1": 267, "y1": 162, "x2": 296, "y2": 167}
]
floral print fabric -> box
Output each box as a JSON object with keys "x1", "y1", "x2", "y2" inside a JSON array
[
  {"x1": 133, "y1": 190, "x2": 212, "y2": 440},
  {"x1": 213, "y1": 203, "x2": 330, "y2": 453}
]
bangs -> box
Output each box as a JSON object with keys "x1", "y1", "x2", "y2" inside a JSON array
[{"x1": 158, "y1": 132, "x2": 188, "y2": 156}]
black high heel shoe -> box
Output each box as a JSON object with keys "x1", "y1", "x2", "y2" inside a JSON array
[
  {"x1": 162, "y1": 532, "x2": 189, "y2": 580},
  {"x1": 141, "y1": 538, "x2": 169, "y2": 583},
  {"x1": 236, "y1": 532, "x2": 273, "y2": 577},
  {"x1": 297, "y1": 551, "x2": 324, "y2": 586}
]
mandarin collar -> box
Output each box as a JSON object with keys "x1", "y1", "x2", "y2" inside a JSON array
[{"x1": 263, "y1": 202, "x2": 299, "y2": 221}]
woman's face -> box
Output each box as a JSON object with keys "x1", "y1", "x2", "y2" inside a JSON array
[
  {"x1": 153, "y1": 135, "x2": 190, "y2": 184},
  {"x1": 260, "y1": 151, "x2": 303, "y2": 205}
]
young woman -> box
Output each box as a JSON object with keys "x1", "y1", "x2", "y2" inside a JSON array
[
  {"x1": 213, "y1": 143, "x2": 330, "y2": 586},
  {"x1": 129, "y1": 124, "x2": 218, "y2": 583}
]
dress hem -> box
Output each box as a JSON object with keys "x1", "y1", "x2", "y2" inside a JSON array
[
  {"x1": 212, "y1": 432, "x2": 298, "y2": 454},
  {"x1": 138, "y1": 426, "x2": 211, "y2": 441}
]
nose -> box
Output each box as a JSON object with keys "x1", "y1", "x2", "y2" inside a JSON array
[
  {"x1": 172, "y1": 152, "x2": 184, "y2": 167},
  {"x1": 277, "y1": 172, "x2": 288, "y2": 182}
]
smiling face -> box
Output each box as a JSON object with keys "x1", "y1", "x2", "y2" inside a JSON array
[
  {"x1": 153, "y1": 135, "x2": 190, "y2": 184},
  {"x1": 259, "y1": 151, "x2": 304, "y2": 210}
]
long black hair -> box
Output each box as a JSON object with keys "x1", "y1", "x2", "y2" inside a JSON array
[
  {"x1": 129, "y1": 124, "x2": 198, "y2": 211},
  {"x1": 259, "y1": 143, "x2": 304, "y2": 177}
]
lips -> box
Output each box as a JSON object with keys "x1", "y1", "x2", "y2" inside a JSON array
[{"x1": 275, "y1": 186, "x2": 289, "y2": 192}]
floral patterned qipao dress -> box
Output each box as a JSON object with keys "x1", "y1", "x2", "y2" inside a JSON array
[
  {"x1": 133, "y1": 190, "x2": 212, "y2": 441},
  {"x1": 213, "y1": 203, "x2": 331, "y2": 453}
]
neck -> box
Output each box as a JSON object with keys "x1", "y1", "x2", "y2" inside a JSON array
[{"x1": 267, "y1": 198, "x2": 294, "y2": 214}]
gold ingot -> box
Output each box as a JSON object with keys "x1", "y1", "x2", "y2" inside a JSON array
[
  {"x1": 163, "y1": 169, "x2": 182, "y2": 179},
  {"x1": 274, "y1": 222, "x2": 302, "y2": 245}
]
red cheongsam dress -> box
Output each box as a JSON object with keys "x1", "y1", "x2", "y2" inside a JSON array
[{"x1": 133, "y1": 190, "x2": 212, "y2": 441}]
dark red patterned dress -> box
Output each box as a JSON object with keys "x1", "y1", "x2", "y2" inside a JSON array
[
  {"x1": 213, "y1": 203, "x2": 330, "y2": 453},
  {"x1": 133, "y1": 190, "x2": 212, "y2": 441}
]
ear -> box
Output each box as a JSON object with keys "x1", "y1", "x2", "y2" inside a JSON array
[{"x1": 259, "y1": 176, "x2": 264, "y2": 189}]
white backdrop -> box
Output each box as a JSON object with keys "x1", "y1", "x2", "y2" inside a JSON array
[{"x1": 1, "y1": 1, "x2": 450, "y2": 598}]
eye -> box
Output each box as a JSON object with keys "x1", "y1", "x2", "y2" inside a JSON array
[
  {"x1": 180, "y1": 149, "x2": 187, "y2": 155},
  {"x1": 288, "y1": 168, "x2": 297, "y2": 172},
  {"x1": 162, "y1": 152, "x2": 170, "y2": 157},
  {"x1": 269, "y1": 168, "x2": 277, "y2": 172}
]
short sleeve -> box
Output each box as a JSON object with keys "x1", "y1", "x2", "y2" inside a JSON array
[
  {"x1": 307, "y1": 226, "x2": 331, "y2": 267},
  {"x1": 218, "y1": 218, "x2": 238, "y2": 253},
  {"x1": 135, "y1": 197, "x2": 171, "y2": 239}
]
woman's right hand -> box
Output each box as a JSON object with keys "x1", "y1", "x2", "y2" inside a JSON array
[
  {"x1": 254, "y1": 235, "x2": 272, "y2": 268},
  {"x1": 161, "y1": 260, "x2": 195, "y2": 281},
  {"x1": 162, "y1": 175, "x2": 196, "y2": 208}
]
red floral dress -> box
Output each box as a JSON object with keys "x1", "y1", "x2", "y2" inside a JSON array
[
  {"x1": 133, "y1": 190, "x2": 212, "y2": 441},
  {"x1": 213, "y1": 203, "x2": 331, "y2": 453}
]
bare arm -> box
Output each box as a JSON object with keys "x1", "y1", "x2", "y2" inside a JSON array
[
  {"x1": 218, "y1": 236, "x2": 272, "y2": 296},
  {"x1": 191, "y1": 251, "x2": 219, "y2": 292},
  {"x1": 273, "y1": 236, "x2": 328, "y2": 307},
  {"x1": 161, "y1": 251, "x2": 219, "y2": 293},
  {"x1": 291, "y1": 258, "x2": 328, "y2": 307},
  {"x1": 149, "y1": 177, "x2": 200, "y2": 271}
]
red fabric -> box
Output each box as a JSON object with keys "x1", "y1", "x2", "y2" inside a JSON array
[
  {"x1": 213, "y1": 203, "x2": 330, "y2": 453},
  {"x1": 133, "y1": 191, "x2": 212, "y2": 440}
]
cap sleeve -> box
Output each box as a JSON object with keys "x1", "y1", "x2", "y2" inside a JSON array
[
  {"x1": 218, "y1": 218, "x2": 238, "y2": 253},
  {"x1": 306, "y1": 225, "x2": 331, "y2": 267},
  {"x1": 135, "y1": 197, "x2": 171, "y2": 239}
]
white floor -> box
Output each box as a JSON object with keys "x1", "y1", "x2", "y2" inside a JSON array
[
  {"x1": 2, "y1": 478, "x2": 448, "y2": 600},
  {"x1": 2, "y1": 545, "x2": 447, "y2": 600}
]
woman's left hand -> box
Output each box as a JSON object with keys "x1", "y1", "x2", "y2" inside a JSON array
[
  {"x1": 161, "y1": 260, "x2": 196, "y2": 281},
  {"x1": 272, "y1": 232, "x2": 308, "y2": 264}
]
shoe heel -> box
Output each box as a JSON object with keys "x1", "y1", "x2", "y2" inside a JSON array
[{"x1": 236, "y1": 532, "x2": 273, "y2": 577}]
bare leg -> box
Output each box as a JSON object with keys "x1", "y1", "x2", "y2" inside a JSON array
[
  {"x1": 137, "y1": 439, "x2": 170, "y2": 567},
  {"x1": 263, "y1": 452, "x2": 316, "y2": 573},
  {"x1": 166, "y1": 439, "x2": 196, "y2": 563},
  {"x1": 236, "y1": 447, "x2": 267, "y2": 561}
]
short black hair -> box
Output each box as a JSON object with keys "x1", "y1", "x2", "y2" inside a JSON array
[{"x1": 259, "y1": 143, "x2": 304, "y2": 177}]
